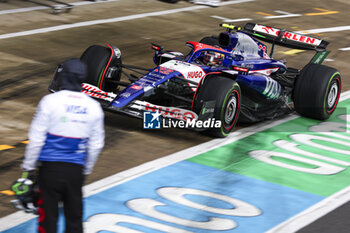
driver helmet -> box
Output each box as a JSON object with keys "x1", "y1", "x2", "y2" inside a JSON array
[{"x1": 203, "y1": 51, "x2": 224, "y2": 66}]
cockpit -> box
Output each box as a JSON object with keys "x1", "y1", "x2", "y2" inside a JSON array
[
  {"x1": 185, "y1": 42, "x2": 230, "y2": 66},
  {"x1": 219, "y1": 32, "x2": 262, "y2": 59}
]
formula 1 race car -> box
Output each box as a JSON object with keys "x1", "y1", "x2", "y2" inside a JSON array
[{"x1": 49, "y1": 23, "x2": 341, "y2": 137}]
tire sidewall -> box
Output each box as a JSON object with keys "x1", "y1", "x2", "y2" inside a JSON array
[
  {"x1": 324, "y1": 73, "x2": 341, "y2": 115},
  {"x1": 193, "y1": 75, "x2": 241, "y2": 137},
  {"x1": 220, "y1": 83, "x2": 240, "y2": 136},
  {"x1": 80, "y1": 45, "x2": 111, "y2": 91},
  {"x1": 293, "y1": 64, "x2": 341, "y2": 120}
]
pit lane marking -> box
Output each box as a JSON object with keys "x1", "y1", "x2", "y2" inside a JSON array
[
  {"x1": 0, "y1": 190, "x2": 15, "y2": 196},
  {"x1": 262, "y1": 10, "x2": 302, "y2": 19},
  {"x1": 211, "y1": 16, "x2": 252, "y2": 22},
  {"x1": 256, "y1": 11, "x2": 274, "y2": 16},
  {"x1": 0, "y1": 0, "x2": 119, "y2": 15},
  {"x1": 280, "y1": 49, "x2": 305, "y2": 55},
  {"x1": 267, "y1": 186, "x2": 350, "y2": 233},
  {"x1": 290, "y1": 26, "x2": 323, "y2": 36},
  {"x1": 0, "y1": 145, "x2": 15, "y2": 151},
  {"x1": 305, "y1": 8, "x2": 339, "y2": 16},
  {"x1": 340, "y1": 47, "x2": 350, "y2": 51},
  {"x1": 256, "y1": 8, "x2": 338, "y2": 19},
  {"x1": 0, "y1": 0, "x2": 255, "y2": 40},
  {"x1": 296, "y1": 25, "x2": 350, "y2": 34},
  {"x1": 265, "y1": 10, "x2": 302, "y2": 19},
  {"x1": 0, "y1": 141, "x2": 28, "y2": 151}
]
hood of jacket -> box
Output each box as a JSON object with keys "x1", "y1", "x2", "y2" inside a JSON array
[{"x1": 58, "y1": 58, "x2": 87, "y2": 92}]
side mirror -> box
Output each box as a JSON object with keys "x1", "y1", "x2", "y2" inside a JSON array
[{"x1": 151, "y1": 43, "x2": 163, "y2": 52}]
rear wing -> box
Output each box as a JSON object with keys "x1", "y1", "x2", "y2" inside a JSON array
[
  {"x1": 220, "y1": 23, "x2": 330, "y2": 64},
  {"x1": 243, "y1": 23, "x2": 329, "y2": 51}
]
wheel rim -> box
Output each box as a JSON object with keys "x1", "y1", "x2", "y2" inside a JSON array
[
  {"x1": 327, "y1": 82, "x2": 339, "y2": 109},
  {"x1": 224, "y1": 95, "x2": 237, "y2": 125}
]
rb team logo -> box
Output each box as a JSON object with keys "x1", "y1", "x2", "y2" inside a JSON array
[{"x1": 143, "y1": 111, "x2": 161, "y2": 129}]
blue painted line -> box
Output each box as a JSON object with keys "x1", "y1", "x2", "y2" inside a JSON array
[{"x1": 3, "y1": 161, "x2": 323, "y2": 233}]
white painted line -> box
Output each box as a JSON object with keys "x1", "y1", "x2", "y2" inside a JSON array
[
  {"x1": 1, "y1": 90, "x2": 350, "y2": 232},
  {"x1": 67, "y1": 0, "x2": 118, "y2": 6},
  {"x1": 225, "y1": 18, "x2": 252, "y2": 22},
  {"x1": 0, "y1": 6, "x2": 45, "y2": 15},
  {"x1": 220, "y1": 0, "x2": 254, "y2": 5},
  {"x1": 274, "y1": 10, "x2": 294, "y2": 15},
  {"x1": 265, "y1": 14, "x2": 302, "y2": 19},
  {"x1": 0, "y1": 0, "x2": 119, "y2": 15},
  {"x1": 296, "y1": 26, "x2": 350, "y2": 34},
  {"x1": 0, "y1": 0, "x2": 253, "y2": 40},
  {"x1": 211, "y1": 15, "x2": 252, "y2": 22},
  {"x1": 264, "y1": 10, "x2": 301, "y2": 19},
  {"x1": 324, "y1": 58, "x2": 334, "y2": 62},
  {"x1": 267, "y1": 185, "x2": 350, "y2": 233},
  {"x1": 339, "y1": 47, "x2": 350, "y2": 51},
  {"x1": 340, "y1": 90, "x2": 350, "y2": 101}
]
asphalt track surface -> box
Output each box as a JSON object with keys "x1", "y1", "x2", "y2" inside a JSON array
[{"x1": 0, "y1": 0, "x2": 349, "y2": 232}]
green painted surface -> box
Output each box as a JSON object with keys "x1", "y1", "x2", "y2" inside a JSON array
[{"x1": 188, "y1": 99, "x2": 350, "y2": 197}]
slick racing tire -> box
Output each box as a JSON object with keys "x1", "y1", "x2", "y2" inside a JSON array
[
  {"x1": 199, "y1": 36, "x2": 220, "y2": 47},
  {"x1": 193, "y1": 75, "x2": 241, "y2": 137},
  {"x1": 80, "y1": 45, "x2": 120, "y2": 92},
  {"x1": 293, "y1": 63, "x2": 341, "y2": 120}
]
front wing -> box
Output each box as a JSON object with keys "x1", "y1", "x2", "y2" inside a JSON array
[{"x1": 81, "y1": 83, "x2": 198, "y2": 121}]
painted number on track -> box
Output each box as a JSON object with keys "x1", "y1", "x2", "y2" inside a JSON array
[
  {"x1": 250, "y1": 114, "x2": 350, "y2": 175},
  {"x1": 84, "y1": 187, "x2": 261, "y2": 232}
]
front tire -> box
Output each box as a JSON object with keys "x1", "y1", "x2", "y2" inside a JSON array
[
  {"x1": 293, "y1": 63, "x2": 341, "y2": 120},
  {"x1": 80, "y1": 45, "x2": 121, "y2": 92},
  {"x1": 193, "y1": 75, "x2": 241, "y2": 137}
]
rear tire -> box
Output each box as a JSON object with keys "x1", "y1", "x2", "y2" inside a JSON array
[
  {"x1": 293, "y1": 63, "x2": 341, "y2": 120},
  {"x1": 193, "y1": 75, "x2": 241, "y2": 137}
]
